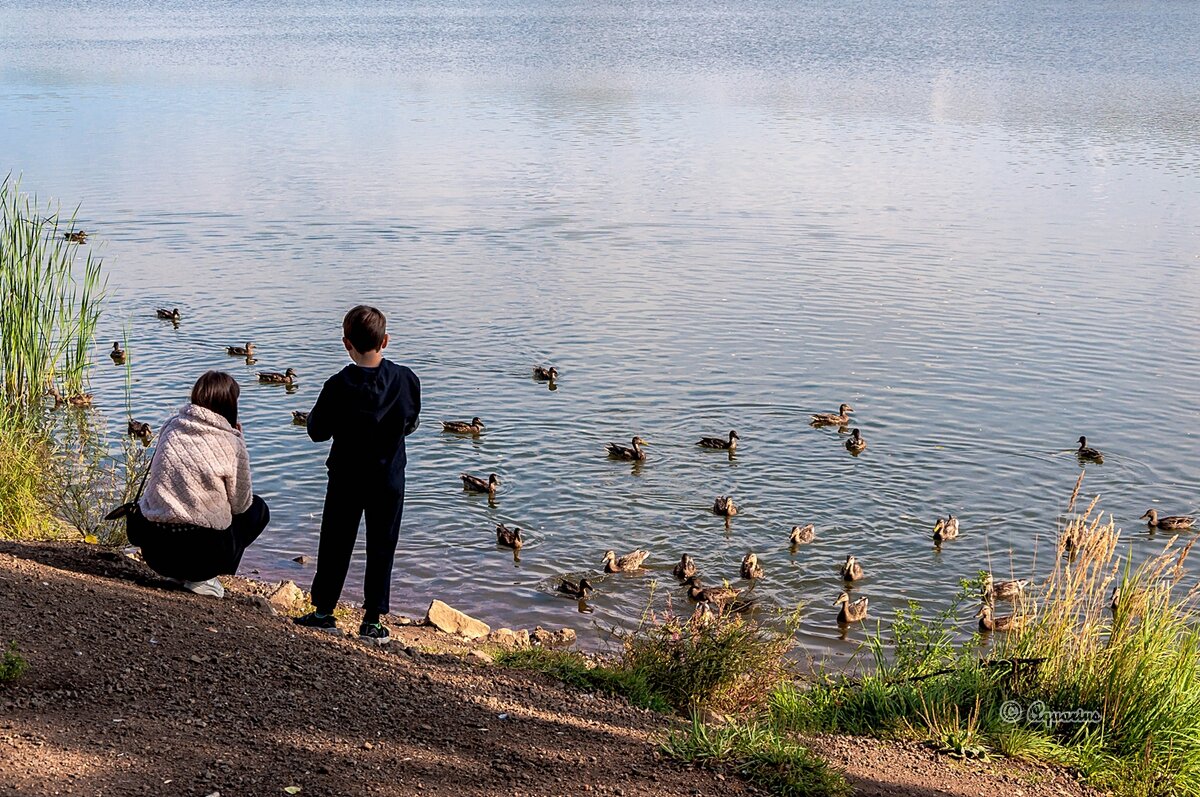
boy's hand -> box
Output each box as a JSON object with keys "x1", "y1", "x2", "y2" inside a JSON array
[{"x1": 236, "y1": 422, "x2": 243, "y2": 433}]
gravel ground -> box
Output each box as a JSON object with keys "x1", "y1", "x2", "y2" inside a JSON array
[{"x1": 0, "y1": 541, "x2": 1099, "y2": 797}]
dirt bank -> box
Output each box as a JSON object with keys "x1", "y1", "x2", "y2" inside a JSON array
[{"x1": 0, "y1": 541, "x2": 1098, "y2": 797}]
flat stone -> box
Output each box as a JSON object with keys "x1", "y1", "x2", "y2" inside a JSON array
[
  {"x1": 486, "y1": 627, "x2": 525, "y2": 649},
  {"x1": 424, "y1": 600, "x2": 491, "y2": 640},
  {"x1": 247, "y1": 595, "x2": 277, "y2": 616},
  {"x1": 267, "y1": 580, "x2": 304, "y2": 611},
  {"x1": 470, "y1": 649, "x2": 495, "y2": 665}
]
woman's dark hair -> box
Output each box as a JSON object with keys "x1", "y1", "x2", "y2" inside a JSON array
[
  {"x1": 343, "y1": 304, "x2": 387, "y2": 353},
  {"x1": 191, "y1": 371, "x2": 240, "y2": 428}
]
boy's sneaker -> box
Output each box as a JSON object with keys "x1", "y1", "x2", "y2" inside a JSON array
[
  {"x1": 358, "y1": 620, "x2": 391, "y2": 645},
  {"x1": 293, "y1": 611, "x2": 340, "y2": 634},
  {"x1": 183, "y1": 578, "x2": 225, "y2": 598}
]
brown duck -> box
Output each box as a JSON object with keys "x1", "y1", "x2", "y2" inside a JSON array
[
  {"x1": 712, "y1": 496, "x2": 738, "y2": 517},
  {"x1": 977, "y1": 603, "x2": 1022, "y2": 632},
  {"x1": 442, "y1": 417, "x2": 485, "y2": 435},
  {"x1": 845, "y1": 428, "x2": 867, "y2": 454},
  {"x1": 258, "y1": 368, "x2": 297, "y2": 385},
  {"x1": 697, "y1": 430, "x2": 739, "y2": 451},
  {"x1": 835, "y1": 591, "x2": 869, "y2": 624},
  {"x1": 533, "y1": 366, "x2": 558, "y2": 382},
  {"x1": 672, "y1": 554, "x2": 697, "y2": 581},
  {"x1": 789, "y1": 524, "x2": 815, "y2": 545},
  {"x1": 684, "y1": 575, "x2": 742, "y2": 609},
  {"x1": 557, "y1": 578, "x2": 593, "y2": 600},
  {"x1": 495, "y1": 523, "x2": 523, "y2": 549},
  {"x1": 840, "y1": 555, "x2": 864, "y2": 582},
  {"x1": 1141, "y1": 509, "x2": 1195, "y2": 531},
  {"x1": 461, "y1": 473, "x2": 499, "y2": 495},
  {"x1": 109, "y1": 342, "x2": 126, "y2": 364},
  {"x1": 607, "y1": 436, "x2": 647, "y2": 461},
  {"x1": 602, "y1": 549, "x2": 648, "y2": 573},
  {"x1": 740, "y1": 552, "x2": 764, "y2": 579},
  {"x1": 811, "y1": 404, "x2": 853, "y2": 426},
  {"x1": 226, "y1": 342, "x2": 255, "y2": 356}
]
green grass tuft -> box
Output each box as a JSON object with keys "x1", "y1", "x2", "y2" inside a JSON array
[
  {"x1": 0, "y1": 642, "x2": 28, "y2": 683},
  {"x1": 493, "y1": 647, "x2": 671, "y2": 713}
]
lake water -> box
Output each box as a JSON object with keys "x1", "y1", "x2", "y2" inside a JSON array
[{"x1": 2, "y1": 0, "x2": 1198, "y2": 660}]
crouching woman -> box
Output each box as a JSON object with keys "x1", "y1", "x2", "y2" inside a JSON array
[{"x1": 128, "y1": 370, "x2": 270, "y2": 597}]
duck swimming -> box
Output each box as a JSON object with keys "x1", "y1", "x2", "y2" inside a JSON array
[
  {"x1": 49, "y1": 388, "x2": 92, "y2": 409},
  {"x1": 603, "y1": 549, "x2": 648, "y2": 573},
  {"x1": 258, "y1": 368, "x2": 297, "y2": 385},
  {"x1": 1076, "y1": 436, "x2": 1103, "y2": 463},
  {"x1": 155, "y1": 308, "x2": 181, "y2": 321},
  {"x1": 495, "y1": 523, "x2": 523, "y2": 549},
  {"x1": 109, "y1": 342, "x2": 126, "y2": 364},
  {"x1": 983, "y1": 574, "x2": 1028, "y2": 603},
  {"x1": 127, "y1": 420, "x2": 152, "y2": 440},
  {"x1": 606, "y1": 436, "x2": 647, "y2": 461},
  {"x1": 1141, "y1": 509, "x2": 1195, "y2": 531},
  {"x1": 712, "y1": 496, "x2": 738, "y2": 517},
  {"x1": 226, "y1": 342, "x2": 255, "y2": 357},
  {"x1": 697, "y1": 430, "x2": 739, "y2": 451},
  {"x1": 740, "y1": 552, "x2": 764, "y2": 580},
  {"x1": 977, "y1": 603, "x2": 1021, "y2": 632},
  {"x1": 557, "y1": 578, "x2": 593, "y2": 600},
  {"x1": 811, "y1": 404, "x2": 853, "y2": 426},
  {"x1": 461, "y1": 473, "x2": 500, "y2": 495},
  {"x1": 533, "y1": 366, "x2": 558, "y2": 382},
  {"x1": 672, "y1": 554, "x2": 697, "y2": 581},
  {"x1": 63, "y1": 230, "x2": 88, "y2": 243},
  {"x1": 789, "y1": 524, "x2": 815, "y2": 545},
  {"x1": 834, "y1": 591, "x2": 869, "y2": 624},
  {"x1": 684, "y1": 575, "x2": 742, "y2": 609},
  {"x1": 292, "y1": 411, "x2": 309, "y2": 425},
  {"x1": 932, "y1": 515, "x2": 959, "y2": 543},
  {"x1": 442, "y1": 417, "x2": 485, "y2": 435},
  {"x1": 840, "y1": 554, "x2": 864, "y2": 582},
  {"x1": 845, "y1": 428, "x2": 867, "y2": 454}
]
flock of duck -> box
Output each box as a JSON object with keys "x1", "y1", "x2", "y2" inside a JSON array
[{"x1": 67, "y1": 308, "x2": 1196, "y2": 633}]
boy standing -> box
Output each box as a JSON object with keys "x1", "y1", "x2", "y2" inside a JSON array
[{"x1": 294, "y1": 305, "x2": 420, "y2": 643}]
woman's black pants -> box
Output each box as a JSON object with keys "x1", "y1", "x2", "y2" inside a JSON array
[{"x1": 129, "y1": 496, "x2": 270, "y2": 583}]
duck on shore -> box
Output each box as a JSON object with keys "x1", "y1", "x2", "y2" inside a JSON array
[
  {"x1": 461, "y1": 473, "x2": 500, "y2": 496},
  {"x1": 1141, "y1": 509, "x2": 1195, "y2": 531},
  {"x1": 840, "y1": 555, "x2": 864, "y2": 582},
  {"x1": 226, "y1": 342, "x2": 255, "y2": 357},
  {"x1": 442, "y1": 417, "x2": 485, "y2": 435},
  {"x1": 789, "y1": 524, "x2": 815, "y2": 546},
  {"x1": 109, "y1": 342, "x2": 126, "y2": 364},
  {"x1": 835, "y1": 591, "x2": 868, "y2": 624},
  {"x1": 811, "y1": 404, "x2": 853, "y2": 427},
  {"x1": 603, "y1": 549, "x2": 648, "y2": 573},
  {"x1": 496, "y1": 523, "x2": 523, "y2": 549},
  {"x1": 1076, "y1": 436, "x2": 1103, "y2": 464},
  {"x1": 606, "y1": 436, "x2": 647, "y2": 461},
  {"x1": 258, "y1": 368, "x2": 297, "y2": 386},
  {"x1": 845, "y1": 428, "x2": 867, "y2": 454},
  {"x1": 712, "y1": 496, "x2": 738, "y2": 517},
  {"x1": 697, "y1": 430, "x2": 739, "y2": 451}
]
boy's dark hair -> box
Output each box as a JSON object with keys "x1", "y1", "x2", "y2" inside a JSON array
[
  {"x1": 191, "y1": 370, "x2": 240, "y2": 428},
  {"x1": 343, "y1": 305, "x2": 387, "y2": 353}
]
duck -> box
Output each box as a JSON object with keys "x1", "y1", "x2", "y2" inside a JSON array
[
  {"x1": 606, "y1": 436, "x2": 647, "y2": 461},
  {"x1": 697, "y1": 430, "x2": 739, "y2": 451},
  {"x1": 845, "y1": 428, "x2": 867, "y2": 454},
  {"x1": 1141, "y1": 509, "x2": 1195, "y2": 531},
  {"x1": 1109, "y1": 586, "x2": 1121, "y2": 614},
  {"x1": 155, "y1": 308, "x2": 181, "y2": 321},
  {"x1": 48, "y1": 387, "x2": 92, "y2": 409},
  {"x1": 712, "y1": 496, "x2": 738, "y2": 517},
  {"x1": 684, "y1": 575, "x2": 742, "y2": 608},
  {"x1": 932, "y1": 515, "x2": 959, "y2": 543},
  {"x1": 63, "y1": 230, "x2": 88, "y2": 243},
  {"x1": 442, "y1": 417, "x2": 485, "y2": 435},
  {"x1": 292, "y1": 411, "x2": 309, "y2": 425},
  {"x1": 533, "y1": 365, "x2": 558, "y2": 382},
  {"x1": 834, "y1": 591, "x2": 869, "y2": 623},
  {"x1": 811, "y1": 404, "x2": 854, "y2": 426},
  {"x1": 977, "y1": 603, "x2": 1021, "y2": 632},
  {"x1": 557, "y1": 578, "x2": 593, "y2": 600},
  {"x1": 789, "y1": 524, "x2": 815, "y2": 545},
  {"x1": 127, "y1": 420, "x2": 152, "y2": 440},
  {"x1": 740, "y1": 552, "x2": 764, "y2": 580},
  {"x1": 1076, "y1": 436, "x2": 1103, "y2": 463},
  {"x1": 983, "y1": 574, "x2": 1028, "y2": 603},
  {"x1": 226, "y1": 342, "x2": 255, "y2": 357},
  {"x1": 461, "y1": 473, "x2": 500, "y2": 495},
  {"x1": 258, "y1": 368, "x2": 297, "y2": 385},
  {"x1": 672, "y1": 554, "x2": 697, "y2": 581},
  {"x1": 602, "y1": 549, "x2": 648, "y2": 573},
  {"x1": 495, "y1": 523, "x2": 523, "y2": 549},
  {"x1": 109, "y1": 342, "x2": 126, "y2": 364},
  {"x1": 840, "y1": 554, "x2": 864, "y2": 582}
]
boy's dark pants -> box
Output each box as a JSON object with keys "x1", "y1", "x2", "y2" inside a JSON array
[{"x1": 310, "y1": 474, "x2": 404, "y2": 617}]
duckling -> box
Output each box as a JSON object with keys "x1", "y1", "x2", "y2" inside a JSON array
[
  {"x1": 63, "y1": 230, "x2": 88, "y2": 243},
  {"x1": 461, "y1": 473, "x2": 500, "y2": 495},
  {"x1": 495, "y1": 523, "x2": 523, "y2": 549},
  {"x1": 834, "y1": 591, "x2": 869, "y2": 623},
  {"x1": 226, "y1": 342, "x2": 255, "y2": 357},
  {"x1": 977, "y1": 603, "x2": 1021, "y2": 632},
  {"x1": 697, "y1": 430, "x2": 739, "y2": 451},
  {"x1": 127, "y1": 420, "x2": 152, "y2": 440},
  {"x1": 1076, "y1": 436, "x2": 1103, "y2": 463},
  {"x1": 840, "y1": 555, "x2": 864, "y2": 582},
  {"x1": 684, "y1": 575, "x2": 742, "y2": 608},
  {"x1": 1141, "y1": 509, "x2": 1195, "y2": 531},
  {"x1": 292, "y1": 411, "x2": 309, "y2": 426},
  {"x1": 533, "y1": 365, "x2": 558, "y2": 382},
  {"x1": 932, "y1": 515, "x2": 959, "y2": 543},
  {"x1": 811, "y1": 404, "x2": 854, "y2": 426},
  {"x1": 442, "y1": 417, "x2": 485, "y2": 435},
  {"x1": 602, "y1": 548, "x2": 648, "y2": 573},
  {"x1": 712, "y1": 496, "x2": 738, "y2": 517},
  {"x1": 740, "y1": 552, "x2": 764, "y2": 580},
  {"x1": 606, "y1": 436, "x2": 647, "y2": 461},
  {"x1": 557, "y1": 578, "x2": 594, "y2": 600},
  {"x1": 845, "y1": 428, "x2": 867, "y2": 454},
  {"x1": 109, "y1": 342, "x2": 126, "y2": 364},
  {"x1": 672, "y1": 554, "x2": 697, "y2": 581},
  {"x1": 983, "y1": 574, "x2": 1028, "y2": 603},
  {"x1": 155, "y1": 308, "x2": 181, "y2": 321},
  {"x1": 258, "y1": 368, "x2": 297, "y2": 385},
  {"x1": 789, "y1": 524, "x2": 816, "y2": 545}
]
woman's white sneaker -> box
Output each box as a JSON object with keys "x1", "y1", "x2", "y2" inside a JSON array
[{"x1": 183, "y1": 578, "x2": 225, "y2": 598}]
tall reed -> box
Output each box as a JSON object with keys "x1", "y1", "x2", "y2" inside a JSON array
[{"x1": 0, "y1": 175, "x2": 105, "y2": 409}]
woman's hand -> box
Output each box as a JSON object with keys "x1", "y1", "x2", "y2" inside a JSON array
[{"x1": 235, "y1": 422, "x2": 243, "y2": 433}]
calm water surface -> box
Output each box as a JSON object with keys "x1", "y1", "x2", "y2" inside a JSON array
[{"x1": 2, "y1": 1, "x2": 1199, "y2": 660}]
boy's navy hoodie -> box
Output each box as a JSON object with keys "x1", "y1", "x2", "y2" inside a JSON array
[{"x1": 306, "y1": 359, "x2": 420, "y2": 488}]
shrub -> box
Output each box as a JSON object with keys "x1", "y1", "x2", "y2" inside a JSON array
[
  {"x1": 0, "y1": 408, "x2": 52, "y2": 538},
  {"x1": 0, "y1": 642, "x2": 28, "y2": 683}
]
